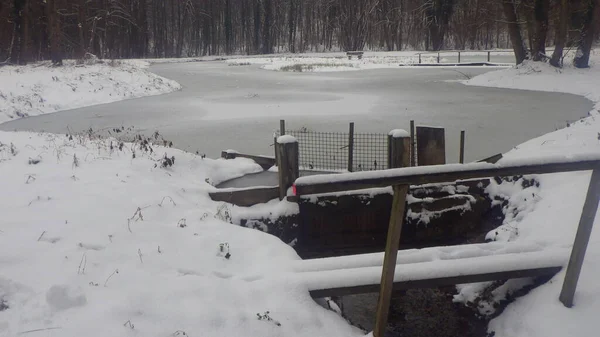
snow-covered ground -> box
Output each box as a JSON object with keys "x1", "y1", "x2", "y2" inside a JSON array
[
  {"x1": 0, "y1": 60, "x2": 180, "y2": 124},
  {"x1": 0, "y1": 131, "x2": 359, "y2": 337},
  {"x1": 1, "y1": 50, "x2": 599, "y2": 337},
  {"x1": 456, "y1": 54, "x2": 600, "y2": 337}
]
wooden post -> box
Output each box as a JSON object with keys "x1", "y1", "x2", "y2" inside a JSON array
[
  {"x1": 387, "y1": 135, "x2": 392, "y2": 169},
  {"x1": 559, "y1": 168, "x2": 600, "y2": 307},
  {"x1": 389, "y1": 129, "x2": 411, "y2": 168},
  {"x1": 280, "y1": 119, "x2": 286, "y2": 136},
  {"x1": 437, "y1": 52, "x2": 440, "y2": 63},
  {"x1": 458, "y1": 51, "x2": 461, "y2": 63},
  {"x1": 487, "y1": 51, "x2": 491, "y2": 62},
  {"x1": 459, "y1": 130, "x2": 466, "y2": 164},
  {"x1": 410, "y1": 120, "x2": 416, "y2": 166},
  {"x1": 348, "y1": 122, "x2": 355, "y2": 172},
  {"x1": 416, "y1": 126, "x2": 446, "y2": 166},
  {"x1": 418, "y1": 53, "x2": 422, "y2": 64},
  {"x1": 276, "y1": 136, "x2": 299, "y2": 200},
  {"x1": 373, "y1": 184, "x2": 409, "y2": 337}
]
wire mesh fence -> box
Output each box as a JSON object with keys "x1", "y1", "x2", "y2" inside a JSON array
[
  {"x1": 353, "y1": 133, "x2": 389, "y2": 171},
  {"x1": 276, "y1": 127, "x2": 388, "y2": 172}
]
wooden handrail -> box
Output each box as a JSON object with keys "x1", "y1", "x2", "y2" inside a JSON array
[{"x1": 294, "y1": 155, "x2": 600, "y2": 196}]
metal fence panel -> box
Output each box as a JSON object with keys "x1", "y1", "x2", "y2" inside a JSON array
[{"x1": 276, "y1": 129, "x2": 388, "y2": 172}]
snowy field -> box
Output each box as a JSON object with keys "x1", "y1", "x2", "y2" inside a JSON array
[
  {"x1": 0, "y1": 131, "x2": 359, "y2": 337},
  {"x1": 0, "y1": 60, "x2": 180, "y2": 124},
  {"x1": 1, "y1": 50, "x2": 600, "y2": 337}
]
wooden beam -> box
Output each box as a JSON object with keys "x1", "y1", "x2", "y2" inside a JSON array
[
  {"x1": 309, "y1": 266, "x2": 562, "y2": 298},
  {"x1": 560, "y1": 168, "x2": 600, "y2": 307},
  {"x1": 209, "y1": 186, "x2": 280, "y2": 207},
  {"x1": 373, "y1": 184, "x2": 408, "y2": 337},
  {"x1": 221, "y1": 151, "x2": 276, "y2": 170},
  {"x1": 294, "y1": 157, "x2": 600, "y2": 196}
]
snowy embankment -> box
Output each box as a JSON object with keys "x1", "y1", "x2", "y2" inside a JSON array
[
  {"x1": 0, "y1": 60, "x2": 181, "y2": 124},
  {"x1": 0, "y1": 131, "x2": 359, "y2": 337},
  {"x1": 226, "y1": 54, "x2": 436, "y2": 72},
  {"x1": 459, "y1": 55, "x2": 600, "y2": 337}
]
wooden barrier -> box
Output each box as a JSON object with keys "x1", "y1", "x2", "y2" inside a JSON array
[
  {"x1": 293, "y1": 154, "x2": 600, "y2": 337},
  {"x1": 416, "y1": 126, "x2": 446, "y2": 166}
]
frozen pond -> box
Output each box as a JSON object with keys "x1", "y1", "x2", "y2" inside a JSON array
[{"x1": 0, "y1": 60, "x2": 592, "y2": 163}]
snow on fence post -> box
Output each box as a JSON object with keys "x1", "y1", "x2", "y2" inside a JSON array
[
  {"x1": 410, "y1": 120, "x2": 416, "y2": 166},
  {"x1": 373, "y1": 184, "x2": 409, "y2": 337},
  {"x1": 347, "y1": 122, "x2": 355, "y2": 172},
  {"x1": 459, "y1": 130, "x2": 466, "y2": 164},
  {"x1": 276, "y1": 135, "x2": 299, "y2": 200},
  {"x1": 416, "y1": 126, "x2": 446, "y2": 166},
  {"x1": 388, "y1": 129, "x2": 411, "y2": 168},
  {"x1": 559, "y1": 168, "x2": 600, "y2": 307}
]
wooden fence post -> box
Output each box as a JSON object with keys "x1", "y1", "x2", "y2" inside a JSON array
[
  {"x1": 410, "y1": 120, "x2": 416, "y2": 166},
  {"x1": 418, "y1": 53, "x2": 422, "y2": 64},
  {"x1": 280, "y1": 119, "x2": 286, "y2": 136},
  {"x1": 373, "y1": 184, "x2": 409, "y2": 337},
  {"x1": 437, "y1": 52, "x2": 440, "y2": 63},
  {"x1": 559, "y1": 168, "x2": 600, "y2": 307},
  {"x1": 276, "y1": 136, "x2": 299, "y2": 200},
  {"x1": 458, "y1": 51, "x2": 461, "y2": 63},
  {"x1": 416, "y1": 126, "x2": 446, "y2": 166},
  {"x1": 487, "y1": 51, "x2": 491, "y2": 62},
  {"x1": 348, "y1": 122, "x2": 355, "y2": 172},
  {"x1": 389, "y1": 129, "x2": 411, "y2": 168},
  {"x1": 459, "y1": 130, "x2": 466, "y2": 164}
]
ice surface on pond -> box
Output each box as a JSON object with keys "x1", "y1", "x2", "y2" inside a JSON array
[{"x1": 0, "y1": 60, "x2": 591, "y2": 164}]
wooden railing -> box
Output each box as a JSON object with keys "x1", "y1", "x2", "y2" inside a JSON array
[{"x1": 293, "y1": 154, "x2": 600, "y2": 337}]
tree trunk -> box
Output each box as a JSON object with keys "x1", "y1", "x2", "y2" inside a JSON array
[
  {"x1": 574, "y1": 0, "x2": 600, "y2": 68},
  {"x1": 532, "y1": 0, "x2": 549, "y2": 61},
  {"x1": 502, "y1": 0, "x2": 528, "y2": 64},
  {"x1": 10, "y1": 0, "x2": 24, "y2": 64},
  {"x1": 550, "y1": 0, "x2": 569, "y2": 67}
]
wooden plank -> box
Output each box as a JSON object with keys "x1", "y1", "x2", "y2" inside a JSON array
[
  {"x1": 559, "y1": 168, "x2": 600, "y2": 307},
  {"x1": 478, "y1": 153, "x2": 503, "y2": 164},
  {"x1": 309, "y1": 266, "x2": 562, "y2": 298},
  {"x1": 294, "y1": 158, "x2": 600, "y2": 196},
  {"x1": 416, "y1": 126, "x2": 446, "y2": 166},
  {"x1": 410, "y1": 120, "x2": 416, "y2": 166},
  {"x1": 209, "y1": 186, "x2": 280, "y2": 207},
  {"x1": 459, "y1": 130, "x2": 465, "y2": 164},
  {"x1": 373, "y1": 184, "x2": 408, "y2": 337}
]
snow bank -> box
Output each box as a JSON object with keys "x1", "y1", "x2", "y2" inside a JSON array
[
  {"x1": 0, "y1": 131, "x2": 360, "y2": 337},
  {"x1": 0, "y1": 60, "x2": 181, "y2": 124},
  {"x1": 225, "y1": 55, "x2": 438, "y2": 72},
  {"x1": 462, "y1": 52, "x2": 600, "y2": 337}
]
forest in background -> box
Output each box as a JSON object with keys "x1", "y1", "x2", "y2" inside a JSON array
[{"x1": 1, "y1": 0, "x2": 599, "y2": 67}]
